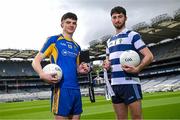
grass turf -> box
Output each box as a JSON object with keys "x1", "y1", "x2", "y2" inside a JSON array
[{"x1": 0, "y1": 91, "x2": 180, "y2": 119}]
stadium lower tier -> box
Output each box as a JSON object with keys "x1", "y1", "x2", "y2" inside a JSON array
[{"x1": 0, "y1": 74, "x2": 180, "y2": 102}]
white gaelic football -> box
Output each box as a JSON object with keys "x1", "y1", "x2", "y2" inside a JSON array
[
  {"x1": 120, "y1": 50, "x2": 140, "y2": 67},
  {"x1": 43, "y1": 64, "x2": 63, "y2": 81}
]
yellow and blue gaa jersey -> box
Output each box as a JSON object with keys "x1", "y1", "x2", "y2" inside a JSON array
[{"x1": 40, "y1": 34, "x2": 81, "y2": 89}]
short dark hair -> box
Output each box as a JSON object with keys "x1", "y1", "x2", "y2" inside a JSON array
[
  {"x1": 61, "y1": 12, "x2": 78, "y2": 22},
  {"x1": 110, "y1": 6, "x2": 126, "y2": 16}
]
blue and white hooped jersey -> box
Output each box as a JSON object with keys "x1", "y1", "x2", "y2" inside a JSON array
[
  {"x1": 106, "y1": 28, "x2": 146, "y2": 85},
  {"x1": 40, "y1": 34, "x2": 81, "y2": 89}
]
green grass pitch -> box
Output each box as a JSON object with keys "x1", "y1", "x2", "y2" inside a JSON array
[{"x1": 0, "y1": 91, "x2": 180, "y2": 119}]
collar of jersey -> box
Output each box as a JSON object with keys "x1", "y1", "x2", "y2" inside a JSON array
[
  {"x1": 58, "y1": 34, "x2": 73, "y2": 41},
  {"x1": 115, "y1": 28, "x2": 128, "y2": 36}
]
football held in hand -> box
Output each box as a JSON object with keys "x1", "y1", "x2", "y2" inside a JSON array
[
  {"x1": 120, "y1": 50, "x2": 140, "y2": 67},
  {"x1": 43, "y1": 64, "x2": 63, "y2": 81}
]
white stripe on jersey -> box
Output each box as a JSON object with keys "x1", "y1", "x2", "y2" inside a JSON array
[
  {"x1": 111, "y1": 64, "x2": 123, "y2": 72},
  {"x1": 107, "y1": 37, "x2": 132, "y2": 48},
  {"x1": 134, "y1": 39, "x2": 145, "y2": 50},
  {"x1": 109, "y1": 51, "x2": 123, "y2": 60}
]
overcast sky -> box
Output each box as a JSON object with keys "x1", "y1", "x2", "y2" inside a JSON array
[{"x1": 0, "y1": 0, "x2": 179, "y2": 50}]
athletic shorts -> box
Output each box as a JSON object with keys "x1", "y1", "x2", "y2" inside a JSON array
[
  {"x1": 51, "y1": 87, "x2": 82, "y2": 116},
  {"x1": 112, "y1": 84, "x2": 142, "y2": 105}
]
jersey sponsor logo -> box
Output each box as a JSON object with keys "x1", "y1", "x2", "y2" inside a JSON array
[
  {"x1": 61, "y1": 49, "x2": 68, "y2": 56},
  {"x1": 61, "y1": 49, "x2": 77, "y2": 57}
]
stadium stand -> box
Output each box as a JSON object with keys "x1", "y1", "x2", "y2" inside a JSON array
[{"x1": 0, "y1": 8, "x2": 180, "y2": 102}]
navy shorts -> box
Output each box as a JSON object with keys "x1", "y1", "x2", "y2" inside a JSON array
[
  {"x1": 112, "y1": 84, "x2": 142, "y2": 105},
  {"x1": 51, "y1": 87, "x2": 82, "y2": 116}
]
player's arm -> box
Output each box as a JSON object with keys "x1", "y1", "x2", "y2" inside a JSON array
[
  {"x1": 122, "y1": 47, "x2": 154, "y2": 73},
  {"x1": 137, "y1": 47, "x2": 154, "y2": 72},
  {"x1": 32, "y1": 52, "x2": 58, "y2": 84},
  {"x1": 32, "y1": 52, "x2": 44, "y2": 76}
]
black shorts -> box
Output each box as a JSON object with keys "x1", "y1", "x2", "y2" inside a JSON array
[{"x1": 112, "y1": 84, "x2": 142, "y2": 105}]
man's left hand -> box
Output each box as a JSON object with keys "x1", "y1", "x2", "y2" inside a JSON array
[
  {"x1": 121, "y1": 65, "x2": 140, "y2": 74},
  {"x1": 78, "y1": 62, "x2": 90, "y2": 74}
]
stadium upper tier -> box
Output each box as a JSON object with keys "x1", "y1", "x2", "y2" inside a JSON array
[{"x1": 0, "y1": 49, "x2": 38, "y2": 60}]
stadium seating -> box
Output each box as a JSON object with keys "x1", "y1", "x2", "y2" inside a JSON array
[{"x1": 149, "y1": 39, "x2": 180, "y2": 60}]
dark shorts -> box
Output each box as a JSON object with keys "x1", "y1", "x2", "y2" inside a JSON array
[
  {"x1": 51, "y1": 88, "x2": 82, "y2": 117},
  {"x1": 112, "y1": 84, "x2": 142, "y2": 105}
]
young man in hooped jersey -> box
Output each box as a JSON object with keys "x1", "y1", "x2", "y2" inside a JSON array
[
  {"x1": 103, "y1": 6, "x2": 154, "y2": 120},
  {"x1": 32, "y1": 12, "x2": 90, "y2": 120}
]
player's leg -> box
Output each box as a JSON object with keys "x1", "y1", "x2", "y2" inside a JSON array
[
  {"x1": 112, "y1": 85, "x2": 128, "y2": 119},
  {"x1": 55, "y1": 114, "x2": 80, "y2": 120},
  {"x1": 128, "y1": 100, "x2": 142, "y2": 120},
  {"x1": 51, "y1": 87, "x2": 67, "y2": 120},
  {"x1": 55, "y1": 115, "x2": 67, "y2": 120},
  {"x1": 125, "y1": 84, "x2": 143, "y2": 120},
  {"x1": 68, "y1": 89, "x2": 82, "y2": 120},
  {"x1": 68, "y1": 115, "x2": 80, "y2": 120},
  {"x1": 113, "y1": 103, "x2": 128, "y2": 119},
  {"x1": 52, "y1": 88, "x2": 72, "y2": 119}
]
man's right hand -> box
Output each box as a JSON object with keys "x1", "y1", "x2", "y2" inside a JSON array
[
  {"x1": 39, "y1": 72, "x2": 59, "y2": 84},
  {"x1": 102, "y1": 59, "x2": 111, "y2": 70}
]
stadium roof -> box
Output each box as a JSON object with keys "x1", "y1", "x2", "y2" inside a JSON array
[
  {"x1": 132, "y1": 13, "x2": 180, "y2": 44},
  {"x1": 0, "y1": 49, "x2": 38, "y2": 60},
  {"x1": 89, "y1": 9, "x2": 180, "y2": 61}
]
